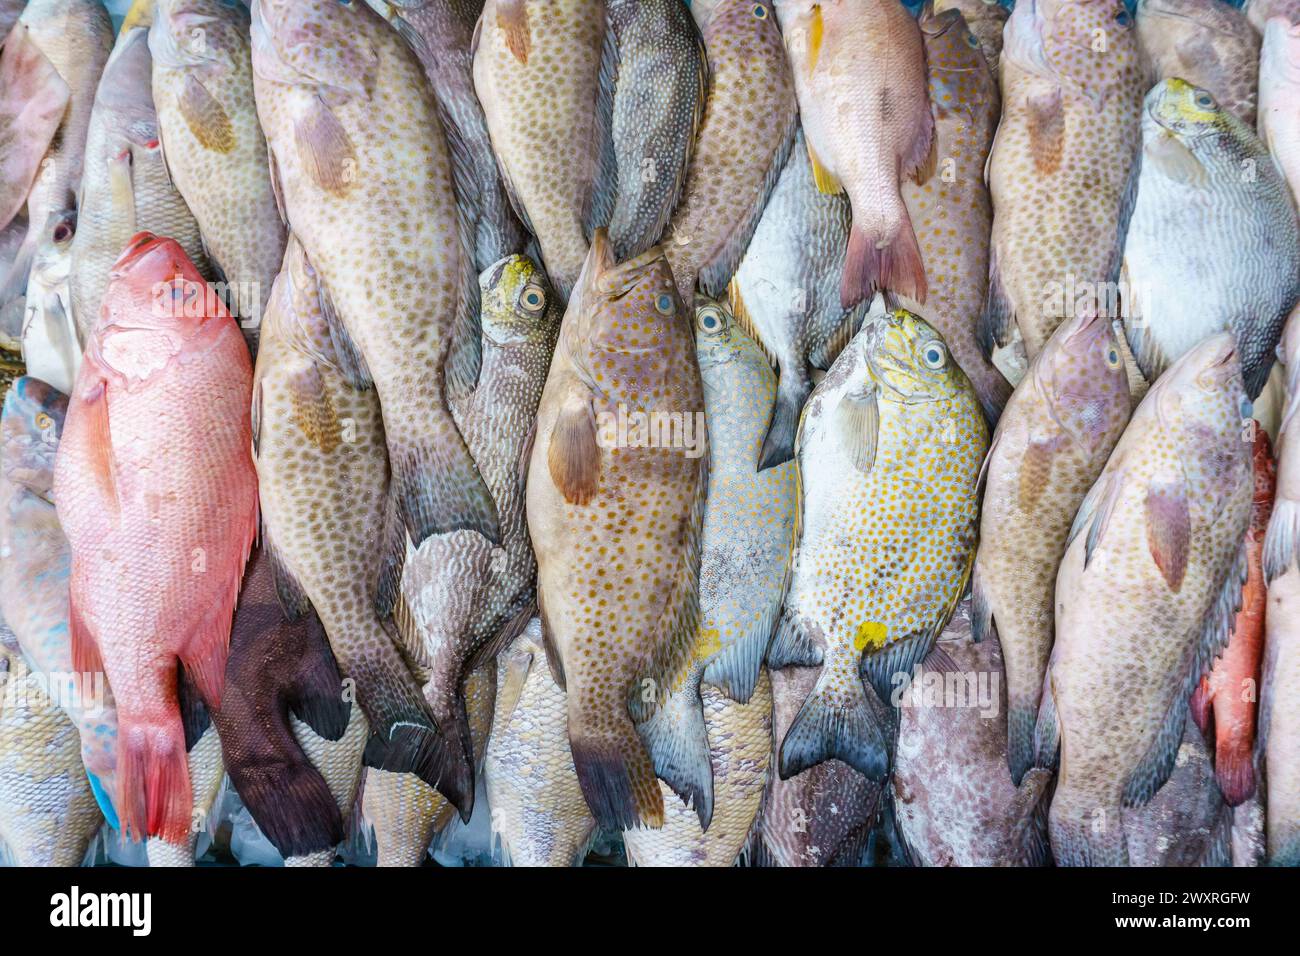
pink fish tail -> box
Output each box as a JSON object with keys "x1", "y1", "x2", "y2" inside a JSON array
[
  {"x1": 118, "y1": 709, "x2": 193, "y2": 846},
  {"x1": 1189, "y1": 676, "x2": 1213, "y2": 734},
  {"x1": 1214, "y1": 734, "x2": 1258, "y2": 807},
  {"x1": 842, "y1": 203, "x2": 927, "y2": 309}
]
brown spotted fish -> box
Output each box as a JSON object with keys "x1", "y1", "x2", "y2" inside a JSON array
[
  {"x1": 935, "y1": 0, "x2": 1009, "y2": 70},
  {"x1": 526, "y1": 231, "x2": 710, "y2": 831}
]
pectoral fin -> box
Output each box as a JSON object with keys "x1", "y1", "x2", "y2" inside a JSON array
[
  {"x1": 1145, "y1": 480, "x2": 1190, "y2": 592},
  {"x1": 547, "y1": 386, "x2": 601, "y2": 505},
  {"x1": 1026, "y1": 89, "x2": 1064, "y2": 176},
  {"x1": 178, "y1": 73, "x2": 234, "y2": 153},
  {"x1": 836, "y1": 388, "x2": 879, "y2": 473},
  {"x1": 295, "y1": 98, "x2": 357, "y2": 195}
]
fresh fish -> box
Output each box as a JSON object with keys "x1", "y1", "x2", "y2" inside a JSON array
[
  {"x1": 1190, "y1": 432, "x2": 1273, "y2": 806},
  {"x1": 473, "y1": 0, "x2": 607, "y2": 301},
  {"x1": 898, "y1": 7, "x2": 1010, "y2": 423},
  {"x1": 1136, "y1": 0, "x2": 1260, "y2": 126},
  {"x1": 54, "y1": 233, "x2": 258, "y2": 846},
  {"x1": 770, "y1": 309, "x2": 987, "y2": 781},
  {"x1": 284, "y1": 700, "x2": 369, "y2": 867},
  {"x1": 1247, "y1": 0, "x2": 1300, "y2": 30},
  {"x1": 1039, "y1": 332, "x2": 1252, "y2": 866},
  {"x1": 526, "y1": 231, "x2": 710, "y2": 830},
  {"x1": 1122, "y1": 78, "x2": 1300, "y2": 400},
  {"x1": 483, "y1": 619, "x2": 597, "y2": 866},
  {"x1": 0, "y1": 648, "x2": 103, "y2": 866},
  {"x1": 252, "y1": 0, "x2": 497, "y2": 546},
  {"x1": 1259, "y1": 15, "x2": 1300, "y2": 206},
  {"x1": 728, "y1": 131, "x2": 866, "y2": 471},
  {"x1": 604, "y1": 0, "x2": 706, "y2": 261},
  {"x1": 148, "y1": 0, "x2": 287, "y2": 352},
  {"x1": 623, "y1": 671, "x2": 771, "y2": 866},
  {"x1": 395, "y1": 253, "x2": 560, "y2": 814},
  {"x1": 972, "y1": 310, "x2": 1131, "y2": 784},
  {"x1": 0, "y1": 375, "x2": 119, "y2": 825},
  {"x1": 687, "y1": 0, "x2": 724, "y2": 30},
  {"x1": 0, "y1": 0, "x2": 113, "y2": 314},
  {"x1": 20, "y1": 209, "x2": 79, "y2": 394},
  {"x1": 252, "y1": 237, "x2": 447, "y2": 797},
  {"x1": 69, "y1": 23, "x2": 212, "y2": 341},
  {"x1": 983, "y1": 0, "x2": 1144, "y2": 383},
  {"x1": 364, "y1": 0, "x2": 527, "y2": 272},
  {"x1": 363, "y1": 665, "x2": 495, "y2": 867},
  {"x1": 144, "y1": 715, "x2": 225, "y2": 867},
  {"x1": 934, "y1": 0, "x2": 1008, "y2": 70},
  {"x1": 892, "y1": 598, "x2": 1053, "y2": 866},
  {"x1": 213, "y1": 547, "x2": 356, "y2": 863},
  {"x1": 664, "y1": 0, "x2": 796, "y2": 301},
  {"x1": 750, "y1": 665, "x2": 884, "y2": 867},
  {"x1": 775, "y1": 0, "x2": 932, "y2": 309}
]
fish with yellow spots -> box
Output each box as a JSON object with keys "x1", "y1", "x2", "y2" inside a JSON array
[
  {"x1": 526, "y1": 230, "x2": 710, "y2": 831},
  {"x1": 770, "y1": 308, "x2": 987, "y2": 781}
]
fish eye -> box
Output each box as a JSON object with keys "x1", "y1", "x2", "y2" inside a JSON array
[
  {"x1": 1193, "y1": 90, "x2": 1216, "y2": 110},
  {"x1": 1105, "y1": 346, "x2": 1121, "y2": 369},
  {"x1": 752, "y1": 4, "x2": 767, "y2": 19},
  {"x1": 920, "y1": 340, "x2": 948, "y2": 370},
  {"x1": 1115, "y1": 9, "x2": 1131, "y2": 27},
  {"x1": 966, "y1": 32, "x2": 980, "y2": 49},
  {"x1": 655, "y1": 292, "x2": 676, "y2": 315},
  {"x1": 53, "y1": 223, "x2": 72, "y2": 243},
  {"x1": 697, "y1": 306, "x2": 723, "y2": 331},
  {"x1": 518, "y1": 284, "x2": 546, "y2": 313},
  {"x1": 35, "y1": 412, "x2": 52, "y2": 431}
]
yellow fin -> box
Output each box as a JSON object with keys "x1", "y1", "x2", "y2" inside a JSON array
[
  {"x1": 808, "y1": 4, "x2": 824, "y2": 77},
  {"x1": 726, "y1": 277, "x2": 777, "y2": 367},
  {"x1": 806, "y1": 138, "x2": 842, "y2": 195},
  {"x1": 179, "y1": 74, "x2": 235, "y2": 153},
  {"x1": 120, "y1": 0, "x2": 154, "y2": 32}
]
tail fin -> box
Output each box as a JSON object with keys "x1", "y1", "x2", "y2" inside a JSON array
[
  {"x1": 1213, "y1": 739, "x2": 1257, "y2": 807},
  {"x1": 569, "y1": 697, "x2": 664, "y2": 830},
  {"x1": 1189, "y1": 677, "x2": 1213, "y2": 734},
  {"x1": 1047, "y1": 792, "x2": 1128, "y2": 866},
  {"x1": 393, "y1": 435, "x2": 500, "y2": 547},
  {"x1": 636, "y1": 668, "x2": 714, "y2": 829},
  {"x1": 1006, "y1": 705, "x2": 1039, "y2": 788},
  {"x1": 117, "y1": 711, "x2": 193, "y2": 846},
  {"x1": 423, "y1": 688, "x2": 477, "y2": 825},
  {"x1": 777, "y1": 646, "x2": 891, "y2": 781},
  {"x1": 758, "y1": 381, "x2": 805, "y2": 471},
  {"x1": 841, "y1": 205, "x2": 927, "y2": 310}
]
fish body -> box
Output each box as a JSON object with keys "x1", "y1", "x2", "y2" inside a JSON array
[
  {"x1": 251, "y1": 0, "x2": 497, "y2": 546},
  {"x1": 1040, "y1": 332, "x2": 1253, "y2": 866},
  {"x1": 775, "y1": 0, "x2": 932, "y2": 309},
  {"x1": 526, "y1": 232, "x2": 709, "y2": 830},
  {"x1": 983, "y1": 0, "x2": 1144, "y2": 382},
  {"x1": 664, "y1": 0, "x2": 796, "y2": 301},
  {"x1": 899, "y1": 7, "x2": 1010, "y2": 423},
  {"x1": 973, "y1": 310, "x2": 1131, "y2": 784},
  {"x1": 363, "y1": 0, "x2": 526, "y2": 271},
  {"x1": 1258, "y1": 16, "x2": 1300, "y2": 207},
  {"x1": 728, "y1": 130, "x2": 866, "y2": 470},
  {"x1": 149, "y1": 0, "x2": 287, "y2": 351},
  {"x1": 19, "y1": 210, "x2": 78, "y2": 394},
  {"x1": 1122, "y1": 78, "x2": 1300, "y2": 400},
  {"x1": 69, "y1": 24, "x2": 211, "y2": 341},
  {"x1": 483, "y1": 620, "x2": 597, "y2": 866},
  {"x1": 934, "y1": 0, "x2": 1008, "y2": 70},
  {"x1": 1136, "y1": 0, "x2": 1260, "y2": 126},
  {"x1": 605, "y1": 0, "x2": 706, "y2": 261},
  {"x1": 771, "y1": 309, "x2": 986, "y2": 781},
  {"x1": 54, "y1": 233, "x2": 258, "y2": 845},
  {"x1": 1248, "y1": 0, "x2": 1300, "y2": 30},
  {"x1": 472, "y1": 0, "x2": 606, "y2": 301}
]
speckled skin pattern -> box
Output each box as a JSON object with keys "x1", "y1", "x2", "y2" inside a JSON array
[
  {"x1": 934, "y1": 0, "x2": 1008, "y2": 70},
  {"x1": 779, "y1": 310, "x2": 986, "y2": 770},
  {"x1": 473, "y1": 0, "x2": 606, "y2": 301},
  {"x1": 985, "y1": 0, "x2": 1143, "y2": 379},
  {"x1": 893, "y1": 598, "x2": 1052, "y2": 866},
  {"x1": 526, "y1": 236, "x2": 707, "y2": 829},
  {"x1": 754, "y1": 665, "x2": 882, "y2": 867},
  {"x1": 253, "y1": 238, "x2": 439, "y2": 775},
  {"x1": 0, "y1": 648, "x2": 102, "y2": 866},
  {"x1": 664, "y1": 0, "x2": 796, "y2": 300},
  {"x1": 606, "y1": 0, "x2": 706, "y2": 261},
  {"x1": 364, "y1": 0, "x2": 527, "y2": 272},
  {"x1": 55, "y1": 235, "x2": 256, "y2": 847},
  {"x1": 898, "y1": 9, "x2": 1010, "y2": 421},
  {"x1": 1136, "y1": 0, "x2": 1260, "y2": 126},
  {"x1": 973, "y1": 311, "x2": 1130, "y2": 783},
  {"x1": 484, "y1": 620, "x2": 597, "y2": 866},
  {"x1": 149, "y1": 0, "x2": 287, "y2": 350},
  {"x1": 1043, "y1": 333, "x2": 1252, "y2": 866},
  {"x1": 624, "y1": 671, "x2": 772, "y2": 866},
  {"x1": 1122, "y1": 79, "x2": 1300, "y2": 399},
  {"x1": 1247, "y1": 0, "x2": 1300, "y2": 31},
  {"x1": 70, "y1": 26, "x2": 212, "y2": 341},
  {"x1": 0, "y1": 376, "x2": 119, "y2": 810},
  {"x1": 1259, "y1": 17, "x2": 1300, "y2": 210},
  {"x1": 252, "y1": 0, "x2": 496, "y2": 546}
]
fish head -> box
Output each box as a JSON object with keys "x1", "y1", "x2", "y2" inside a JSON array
[
  {"x1": 709, "y1": 1, "x2": 781, "y2": 57},
  {"x1": 1022, "y1": 0, "x2": 1138, "y2": 108},
  {"x1": 861, "y1": 308, "x2": 969, "y2": 406},
  {"x1": 150, "y1": 0, "x2": 248, "y2": 73},
  {"x1": 1034, "y1": 308, "x2": 1129, "y2": 448},
  {"x1": 921, "y1": 8, "x2": 999, "y2": 115},
  {"x1": 479, "y1": 254, "x2": 560, "y2": 348},
  {"x1": 1144, "y1": 77, "x2": 1228, "y2": 141},
  {"x1": 251, "y1": 0, "x2": 380, "y2": 99},
  {"x1": 30, "y1": 209, "x2": 75, "y2": 285},
  {"x1": 1153, "y1": 331, "x2": 1246, "y2": 436},
  {"x1": 1, "y1": 375, "x2": 67, "y2": 500},
  {"x1": 1262, "y1": 16, "x2": 1300, "y2": 89},
  {"x1": 693, "y1": 294, "x2": 746, "y2": 370}
]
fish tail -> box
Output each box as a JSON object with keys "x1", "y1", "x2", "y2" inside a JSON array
[
  {"x1": 568, "y1": 696, "x2": 664, "y2": 831},
  {"x1": 841, "y1": 204, "x2": 927, "y2": 310},
  {"x1": 1006, "y1": 704, "x2": 1039, "y2": 787},
  {"x1": 1048, "y1": 792, "x2": 1128, "y2": 866},
  {"x1": 1263, "y1": 494, "x2": 1300, "y2": 583},
  {"x1": 232, "y1": 759, "x2": 345, "y2": 861},
  {"x1": 777, "y1": 647, "x2": 891, "y2": 781},
  {"x1": 1189, "y1": 676, "x2": 1213, "y2": 733},
  {"x1": 636, "y1": 667, "x2": 714, "y2": 830},
  {"x1": 393, "y1": 431, "x2": 500, "y2": 547},
  {"x1": 117, "y1": 709, "x2": 194, "y2": 846},
  {"x1": 425, "y1": 683, "x2": 477, "y2": 825},
  {"x1": 1213, "y1": 736, "x2": 1257, "y2": 807},
  {"x1": 758, "y1": 381, "x2": 804, "y2": 472}
]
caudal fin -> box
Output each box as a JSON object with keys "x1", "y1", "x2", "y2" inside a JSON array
[
  {"x1": 394, "y1": 437, "x2": 500, "y2": 548},
  {"x1": 117, "y1": 711, "x2": 193, "y2": 846},
  {"x1": 1213, "y1": 740, "x2": 1257, "y2": 807},
  {"x1": 1006, "y1": 705, "x2": 1039, "y2": 787},
  {"x1": 841, "y1": 206, "x2": 927, "y2": 310},
  {"x1": 569, "y1": 701, "x2": 664, "y2": 831},
  {"x1": 758, "y1": 381, "x2": 805, "y2": 472},
  {"x1": 1048, "y1": 793, "x2": 1128, "y2": 866},
  {"x1": 636, "y1": 670, "x2": 714, "y2": 829},
  {"x1": 777, "y1": 653, "x2": 891, "y2": 781}
]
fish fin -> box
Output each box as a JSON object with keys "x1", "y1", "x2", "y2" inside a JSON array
[
  {"x1": 969, "y1": 559, "x2": 993, "y2": 645},
  {"x1": 547, "y1": 385, "x2": 601, "y2": 505},
  {"x1": 266, "y1": 148, "x2": 289, "y2": 228},
  {"x1": 491, "y1": 147, "x2": 536, "y2": 241},
  {"x1": 294, "y1": 98, "x2": 357, "y2": 196},
  {"x1": 807, "y1": 305, "x2": 867, "y2": 372},
  {"x1": 586, "y1": 10, "x2": 619, "y2": 240},
  {"x1": 805, "y1": 137, "x2": 842, "y2": 195},
  {"x1": 286, "y1": 613, "x2": 351, "y2": 742},
  {"x1": 569, "y1": 715, "x2": 663, "y2": 831},
  {"x1": 1189, "y1": 674, "x2": 1213, "y2": 734},
  {"x1": 1111, "y1": 144, "x2": 1142, "y2": 282},
  {"x1": 118, "y1": 710, "x2": 193, "y2": 845},
  {"x1": 1122, "y1": 314, "x2": 1170, "y2": 388},
  {"x1": 758, "y1": 381, "x2": 804, "y2": 471},
  {"x1": 910, "y1": 120, "x2": 938, "y2": 186},
  {"x1": 978, "y1": 248, "x2": 1014, "y2": 360},
  {"x1": 636, "y1": 666, "x2": 714, "y2": 830},
  {"x1": 496, "y1": 0, "x2": 531, "y2": 64},
  {"x1": 179, "y1": 508, "x2": 255, "y2": 710},
  {"x1": 372, "y1": 487, "x2": 406, "y2": 620},
  {"x1": 725, "y1": 278, "x2": 776, "y2": 367},
  {"x1": 701, "y1": 602, "x2": 777, "y2": 704},
  {"x1": 803, "y1": 3, "x2": 824, "y2": 78},
  {"x1": 86, "y1": 772, "x2": 120, "y2": 832},
  {"x1": 1145, "y1": 480, "x2": 1190, "y2": 592},
  {"x1": 1144, "y1": 129, "x2": 1208, "y2": 187},
  {"x1": 1067, "y1": 469, "x2": 1123, "y2": 566},
  {"x1": 1264, "y1": 494, "x2": 1300, "y2": 582},
  {"x1": 537, "y1": 599, "x2": 567, "y2": 691},
  {"x1": 1033, "y1": 665, "x2": 1061, "y2": 769},
  {"x1": 0, "y1": 24, "x2": 70, "y2": 230},
  {"x1": 766, "y1": 611, "x2": 824, "y2": 669},
  {"x1": 778, "y1": 658, "x2": 891, "y2": 781},
  {"x1": 176, "y1": 665, "x2": 212, "y2": 752},
  {"x1": 436, "y1": 93, "x2": 484, "y2": 398},
  {"x1": 836, "y1": 388, "x2": 879, "y2": 473},
  {"x1": 517, "y1": 415, "x2": 537, "y2": 491},
  {"x1": 495, "y1": 646, "x2": 533, "y2": 728},
  {"x1": 67, "y1": 593, "x2": 104, "y2": 679},
  {"x1": 315, "y1": 276, "x2": 373, "y2": 390},
  {"x1": 178, "y1": 73, "x2": 234, "y2": 153},
  {"x1": 80, "y1": 375, "x2": 120, "y2": 513},
  {"x1": 0, "y1": 230, "x2": 36, "y2": 313},
  {"x1": 842, "y1": 206, "x2": 927, "y2": 309},
  {"x1": 1017, "y1": 437, "x2": 1058, "y2": 512},
  {"x1": 698, "y1": 113, "x2": 797, "y2": 298},
  {"x1": 230, "y1": 757, "x2": 344, "y2": 860},
  {"x1": 467, "y1": 599, "x2": 534, "y2": 672},
  {"x1": 1026, "y1": 88, "x2": 1064, "y2": 176},
  {"x1": 860, "y1": 627, "x2": 942, "y2": 706},
  {"x1": 1007, "y1": 703, "x2": 1039, "y2": 788},
  {"x1": 1007, "y1": 767, "x2": 1054, "y2": 866},
  {"x1": 1214, "y1": 735, "x2": 1257, "y2": 808}
]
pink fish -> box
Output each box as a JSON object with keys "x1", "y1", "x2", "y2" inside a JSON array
[{"x1": 54, "y1": 231, "x2": 257, "y2": 845}]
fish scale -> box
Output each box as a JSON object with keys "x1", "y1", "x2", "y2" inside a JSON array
[{"x1": 1258, "y1": 16, "x2": 1300, "y2": 208}]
